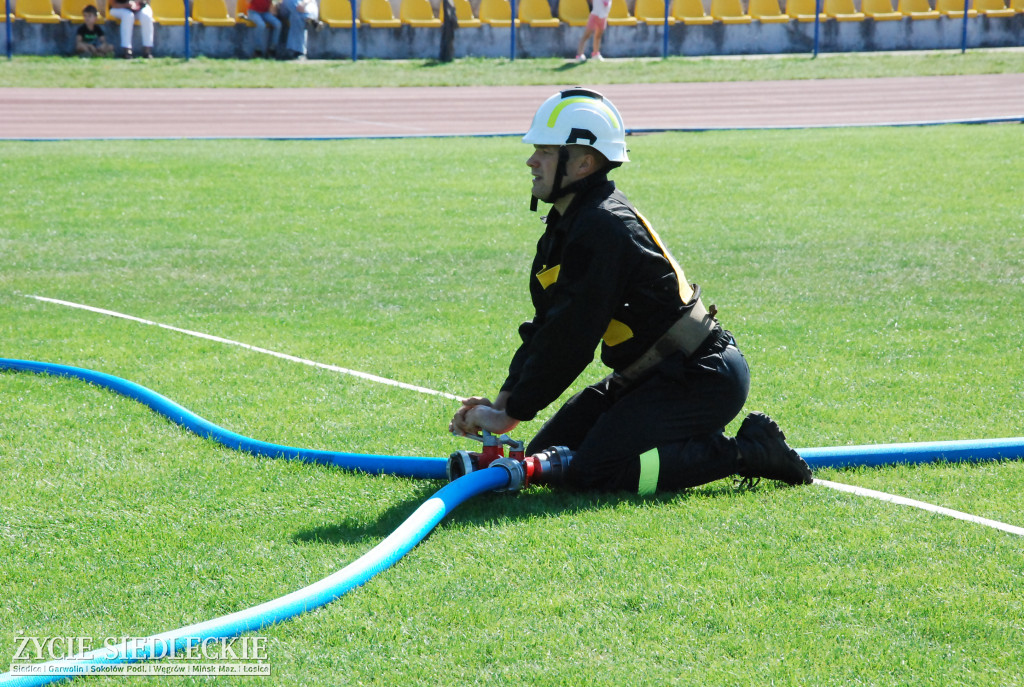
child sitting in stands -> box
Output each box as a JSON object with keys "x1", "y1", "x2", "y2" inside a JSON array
[{"x1": 74, "y1": 5, "x2": 115, "y2": 57}]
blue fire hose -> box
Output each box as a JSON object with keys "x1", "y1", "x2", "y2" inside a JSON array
[
  {"x1": 0, "y1": 465, "x2": 508, "y2": 686},
  {"x1": 2, "y1": 358, "x2": 1022, "y2": 685},
  {"x1": 800, "y1": 438, "x2": 1024, "y2": 470},
  {"x1": 2, "y1": 359, "x2": 1020, "y2": 473},
  {"x1": 0, "y1": 359, "x2": 447, "y2": 480}
]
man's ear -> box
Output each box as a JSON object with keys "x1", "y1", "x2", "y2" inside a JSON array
[
  {"x1": 581, "y1": 152, "x2": 599, "y2": 175},
  {"x1": 570, "y1": 150, "x2": 598, "y2": 179}
]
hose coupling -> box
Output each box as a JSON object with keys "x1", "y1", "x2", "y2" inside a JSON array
[
  {"x1": 524, "y1": 446, "x2": 573, "y2": 486},
  {"x1": 487, "y1": 446, "x2": 573, "y2": 493},
  {"x1": 447, "y1": 431, "x2": 526, "y2": 482},
  {"x1": 446, "y1": 449, "x2": 479, "y2": 481},
  {"x1": 489, "y1": 457, "x2": 527, "y2": 493}
]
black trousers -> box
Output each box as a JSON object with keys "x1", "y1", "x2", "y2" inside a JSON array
[{"x1": 526, "y1": 331, "x2": 750, "y2": 493}]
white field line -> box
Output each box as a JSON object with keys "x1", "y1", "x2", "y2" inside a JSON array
[
  {"x1": 814, "y1": 479, "x2": 1024, "y2": 537},
  {"x1": 27, "y1": 294, "x2": 461, "y2": 402},
  {"x1": 25, "y1": 294, "x2": 1022, "y2": 537}
]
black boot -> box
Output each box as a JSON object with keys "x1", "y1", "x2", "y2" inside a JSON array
[{"x1": 736, "y1": 412, "x2": 813, "y2": 486}]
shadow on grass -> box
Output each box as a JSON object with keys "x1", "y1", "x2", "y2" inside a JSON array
[{"x1": 291, "y1": 477, "x2": 758, "y2": 546}]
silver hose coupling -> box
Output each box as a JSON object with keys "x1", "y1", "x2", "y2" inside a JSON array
[
  {"x1": 489, "y1": 457, "x2": 526, "y2": 493},
  {"x1": 447, "y1": 450, "x2": 478, "y2": 482}
]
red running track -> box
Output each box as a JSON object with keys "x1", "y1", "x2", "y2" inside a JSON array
[{"x1": 1, "y1": 74, "x2": 1022, "y2": 139}]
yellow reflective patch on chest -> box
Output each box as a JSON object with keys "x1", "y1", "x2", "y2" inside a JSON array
[
  {"x1": 603, "y1": 319, "x2": 633, "y2": 346},
  {"x1": 536, "y1": 264, "x2": 560, "y2": 289}
]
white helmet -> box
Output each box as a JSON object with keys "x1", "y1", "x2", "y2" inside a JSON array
[{"x1": 522, "y1": 88, "x2": 629, "y2": 164}]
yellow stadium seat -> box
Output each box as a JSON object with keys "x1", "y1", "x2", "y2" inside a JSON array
[
  {"x1": 897, "y1": 0, "x2": 939, "y2": 17},
  {"x1": 785, "y1": 0, "x2": 826, "y2": 20},
  {"x1": 558, "y1": 0, "x2": 590, "y2": 23},
  {"x1": 673, "y1": 0, "x2": 713, "y2": 22},
  {"x1": 608, "y1": 0, "x2": 639, "y2": 24},
  {"x1": 711, "y1": 0, "x2": 752, "y2": 21},
  {"x1": 518, "y1": 0, "x2": 559, "y2": 25},
  {"x1": 15, "y1": 0, "x2": 62, "y2": 23},
  {"x1": 636, "y1": 0, "x2": 676, "y2": 22},
  {"x1": 401, "y1": 0, "x2": 441, "y2": 24},
  {"x1": 192, "y1": 0, "x2": 236, "y2": 24},
  {"x1": 479, "y1": 0, "x2": 519, "y2": 25},
  {"x1": 935, "y1": 0, "x2": 976, "y2": 15},
  {"x1": 149, "y1": 0, "x2": 188, "y2": 24},
  {"x1": 1011, "y1": 0, "x2": 1023, "y2": 12},
  {"x1": 824, "y1": 0, "x2": 864, "y2": 18},
  {"x1": 749, "y1": 0, "x2": 789, "y2": 21},
  {"x1": 321, "y1": 0, "x2": 360, "y2": 25},
  {"x1": 454, "y1": 0, "x2": 481, "y2": 25},
  {"x1": 862, "y1": 0, "x2": 902, "y2": 17},
  {"x1": 360, "y1": 0, "x2": 401, "y2": 25},
  {"x1": 61, "y1": 0, "x2": 106, "y2": 22},
  {"x1": 972, "y1": 0, "x2": 1013, "y2": 13}
]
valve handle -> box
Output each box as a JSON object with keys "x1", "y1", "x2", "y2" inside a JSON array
[{"x1": 453, "y1": 430, "x2": 523, "y2": 451}]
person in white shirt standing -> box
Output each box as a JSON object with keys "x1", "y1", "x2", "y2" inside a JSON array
[{"x1": 575, "y1": 0, "x2": 611, "y2": 62}]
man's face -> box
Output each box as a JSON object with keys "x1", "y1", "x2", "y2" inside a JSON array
[
  {"x1": 526, "y1": 145, "x2": 561, "y2": 202},
  {"x1": 84, "y1": 11, "x2": 97, "y2": 25}
]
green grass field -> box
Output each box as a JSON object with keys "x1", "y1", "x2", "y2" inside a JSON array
[
  {"x1": 2, "y1": 48, "x2": 1024, "y2": 87},
  {"x1": 2, "y1": 118, "x2": 1023, "y2": 683}
]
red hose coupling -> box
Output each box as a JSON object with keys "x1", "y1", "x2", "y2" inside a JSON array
[
  {"x1": 488, "y1": 446, "x2": 573, "y2": 492},
  {"x1": 448, "y1": 432, "x2": 527, "y2": 482}
]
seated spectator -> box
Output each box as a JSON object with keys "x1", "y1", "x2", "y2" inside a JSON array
[
  {"x1": 244, "y1": 0, "x2": 282, "y2": 58},
  {"x1": 278, "y1": 0, "x2": 321, "y2": 60},
  {"x1": 108, "y1": 0, "x2": 155, "y2": 58},
  {"x1": 74, "y1": 5, "x2": 114, "y2": 57}
]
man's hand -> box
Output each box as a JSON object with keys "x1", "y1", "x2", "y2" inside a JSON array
[{"x1": 450, "y1": 395, "x2": 519, "y2": 437}]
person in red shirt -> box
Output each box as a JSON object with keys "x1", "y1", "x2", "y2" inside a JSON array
[{"x1": 243, "y1": 0, "x2": 282, "y2": 57}]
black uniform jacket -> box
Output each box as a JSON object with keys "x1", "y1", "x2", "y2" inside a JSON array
[{"x1": 501, "y1": 174, "x2": 696, "y2": 422}]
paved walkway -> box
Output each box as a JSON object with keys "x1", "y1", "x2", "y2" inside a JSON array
[{"x1": 1, "y1": 73, "x2": 1022, "y2": 139}]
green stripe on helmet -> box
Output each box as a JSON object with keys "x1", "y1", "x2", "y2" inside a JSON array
[{"x1": 547, "y1": 96, "x2": 622, "y2": 131}]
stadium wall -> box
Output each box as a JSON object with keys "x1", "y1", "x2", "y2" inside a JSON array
[{"x1": 2, "y1": 12, "x2": 1022, "y2": 59}]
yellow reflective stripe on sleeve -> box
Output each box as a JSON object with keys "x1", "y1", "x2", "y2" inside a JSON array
[
  {"x1": 536, "y1": 264, "x2": 560, "y2": 290},
  {"x1": 638, "y1": 448, "x2": 660, "y2": 496},
  {"x1": 634, "y1": 211, "x2": 694, "y2": 303}
]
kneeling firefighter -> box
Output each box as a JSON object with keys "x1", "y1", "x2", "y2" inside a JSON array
[{"x1": 448, "y1": 88, "x2": 812, "y2": 493}]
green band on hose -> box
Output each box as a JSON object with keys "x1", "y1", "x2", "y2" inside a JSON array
[{"x1": 638, "y1": 448, "x2": 660, "y2": 496}]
